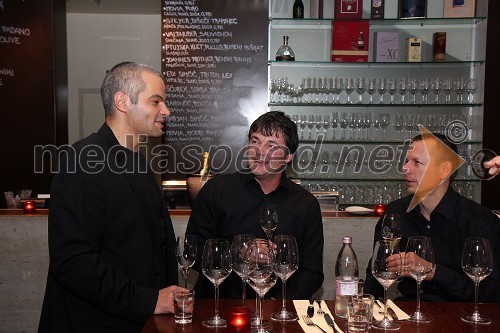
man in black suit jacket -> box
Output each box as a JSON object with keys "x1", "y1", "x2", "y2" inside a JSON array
[{"x1": 38, "y1": 62, "x2": 185, "y2": 332}]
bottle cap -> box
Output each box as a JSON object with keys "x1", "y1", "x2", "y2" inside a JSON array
[{"x1": 342, "y1": 236, "x2": 352, "y2": 244}]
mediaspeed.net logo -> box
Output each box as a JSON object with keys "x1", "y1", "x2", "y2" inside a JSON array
[{"x1": 407, "y1": 124, "x2": 466, "y2": 211}]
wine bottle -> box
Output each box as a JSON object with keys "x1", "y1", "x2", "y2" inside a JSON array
[
  {"x1": 293, "y1": 0, "x2": 304, "y2": 18},
  {"x1": 275, "y1": 36, "x2": 296, "y2": 61},
  {"x1": 199, "y1": 151, "x2": 210, "y2": 176},
  {"x1": 357, "y1": 28, "x2": 365, "y2": 50}
]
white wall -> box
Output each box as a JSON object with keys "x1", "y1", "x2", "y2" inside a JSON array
[{"x1": 66, "y1": 13, "x2": 161, "y2": 144}]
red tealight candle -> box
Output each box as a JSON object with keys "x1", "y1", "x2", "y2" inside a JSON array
[
  {"x1": 374, "y1": 204, "x2": 386, "y2": 217},
  {"x1": 23, "y1": 201, "x2": 36, "y2": 214},
  {"x1": 226, "y1": 306, "x2": 250, "y2": 332}
]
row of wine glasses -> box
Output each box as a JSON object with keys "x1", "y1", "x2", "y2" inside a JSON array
[
  {"x1": 373, "y1": 213, "x2": 494, "y2": 328},
  {"x1": 290, "y1": 112, "x2": 473, "y2": 142},
  {"x1": 271, "y1": 76, "x2": 479, "y2": 105}
]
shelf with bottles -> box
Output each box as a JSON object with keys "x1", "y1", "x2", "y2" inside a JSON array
[{"x1": 270, "y1": 17, "x2": 487, "y2": 26}]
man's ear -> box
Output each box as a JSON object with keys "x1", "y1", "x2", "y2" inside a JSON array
[
  {"x1": 285, "y1": 153, "x2": 294, "y2": 164},
  {"x1": 440, "y1": 161, "x2": 453, "y2": 180},
  {"x1": 114, "y1": 92, "x2": 129, "y2": 114}
]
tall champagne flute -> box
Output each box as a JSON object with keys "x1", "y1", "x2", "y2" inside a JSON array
[
  {"x1": 371, "y1": 240, "x2": 401, "y2": 330},
  {"x1": 381, "y1": 214, "x2": 402, "y2": 251},
  {"x1": 270, "y1": 235, "x2": 299, "y2": 321},
  {"x1": 405, "y1": 236, "x2": 435, "y2": 323},
  {"x1": 202, "y1": 239, "x2": 232, "y2": 328},
  {"x1": 176, "y1": 235, "x2": 197, "y2": 289},
  {"x1": 231, "y1": 234, "x2": 255, "y2": 305},
  {"x1": 260, "y1": 204, "x2": 278, "y2": 241},
  {"x1": 461, "y1": 237, "x2": 494, "y2": 324},
  {"x1": 246, "y1": 240, "x2": 277, "y2": 333}
]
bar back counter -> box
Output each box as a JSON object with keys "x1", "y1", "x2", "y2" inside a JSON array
[{"x1": 0, "y1": 209, "x2": 377, "y2": 332}]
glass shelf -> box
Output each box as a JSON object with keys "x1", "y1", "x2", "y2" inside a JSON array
[
  {"x1": 270, "y1": 102, "x2": 483, "y2": 107},
  {"x1": 297, "y1": 177, "x2": 480, "y2": 182},
  {"x1": 270, "y1": 17, "x2": 487, "y2": 26},
  {"x1": 296, "y1": 139, "x2": 482, "y2": 145},
  {"x1": 269, "y1": 60, "x2": 485, "y2": 67}
]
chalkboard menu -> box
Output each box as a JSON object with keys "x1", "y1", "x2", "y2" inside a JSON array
[
  {"x1": 0, "y1": 0, "x2": 66, "y2": 205},
  {"x1": 161, "y1": 0, "x2": 268, "y2": 179}
]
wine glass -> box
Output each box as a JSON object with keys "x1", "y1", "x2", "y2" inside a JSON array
[
  {"x1": 404, "y1": 236, "x2": 435, "y2": 323},
  {"x1": 201, "y1": 238, "x2": 232, "y2": 327},
  {"x1": 377, "y1": 78, "x2": 387, "y2": 104},
  {"x1": 246, "y1": 239, "x2": 277, "y2": 333},
  {"x1": 367, "y1": 78, "x2": 377, "y2": 104},
  {"x1": 231, "y1": 234, "x2": 255, "y2": 305},
  {"x1": 355, "y1": 77, "x2": 366, "y2": 104},
  {"x1": 371, "y1": 240, "x2": 401, "y2": 330},
  {"x1": 270, "y1": 235, "x2": 299, "y2": 321},
  {"x1": 260, "y1": 204, "x2": 278, "y2": 241},
  {"x1": 345, "y1": 77, "x2": 355, "y2": 104},
  {"x1": 471, "y1": 149, "x2": 497, "y2": 180},
  {"x1": 466, "y1": 78, "x2": 478, "y2": 103},
  {"x1": 461, "y1": 237, "x2": 494, "y2": 324},
  {"x1": 176, "y1": 235, "x2": 197, "y2": 289},
  {"x1": 381, "y1": 214, "x2": 402, "y2": 251}
]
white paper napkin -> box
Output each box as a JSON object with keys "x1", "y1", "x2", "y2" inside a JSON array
[
  {"x1": 387, "y1": 299, "x2": 410, "y2": 320},
  {"x1": 293, "y1": 300, "x2": 342, "y2": 332}
]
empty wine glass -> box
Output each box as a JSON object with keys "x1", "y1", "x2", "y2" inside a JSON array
[
  {"x1": 377, "y1": 78, "x2": 387, "y2": 104},
  {"x1": 466, "y1": 78, "x2": 478, "y2": 103},
  {"x1": 387, "y1": 78, "x2": 398, "y2": 104},
  {"x1": 331, "y1": 112, "x2": 339, "y2": 140},
  {"x1": 408, "y1": 78, "x2": 419, "y2": 104},
  {"x1": 202, "y1": 238, "x2": 232, "y2": 327},
  {"x1": 405, "y1": 236, "x2": 435, "y2": 323},
  {"x1": 356, "y1": 77, "x2": 366, "y2": 104},
  {"x1": 420, "y1": 77, "x2": 431, "y2": 104},
  {"x1": 231, "y1": 234, "x2": 255, "y2": 305},
  {"x1": 176, "y1": 235, "x2": 197, "y2": 289},
  {"x1": 367, "y1": 78, "x2": 377, "y2": 104},
  {"x1": 246, "y1": 239, "x2": 277, "y2": 333},
  {"x1": 471, "y1": 149, "x2": 498, "y2": 180},
  {"x1": 398, "y1": 78, "x2": 408, "y2": 104},
  {"x1": 461, "y1": 237, "x2": 494, "y2": 324},
  {"x1": 442, "y1": 78, "x2": 453, "y2": 103},
  {"x1": 269, "y1": 79, "x2": 278, "y2": 103},
  {"x1": 270, "y1": 235, "x2": 299, "y2": 321},
  {"x1": 431, "y1": 78, "x2": 442, "y2": 103},
  {"x1": 371, "y1": 240, "x2": 401, "y2": 330},
  {"x1": 455, "y1": 78, "x2": 466, "y2": 104},
  {"x1": 323, "y1": 114, "x2": 331, "y2": 140},
  {"x1": 345, "y1": 78, "x2": 355, "y2": 104},
  {"x1": 260, "y1": 204, "x2": 278, "y2": 241}
]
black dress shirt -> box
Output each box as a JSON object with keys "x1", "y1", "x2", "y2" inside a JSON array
[
  {"x1": 365, "y1": 186, "x2": 500, "y2": 302},
  {"x1": 186, "y1": 170, "x2": 324, "y2": 300}
]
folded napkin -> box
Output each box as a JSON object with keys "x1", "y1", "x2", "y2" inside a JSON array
[
  {"x1": 373, "y1": 300, "x2": 410, "y2": 321},
  {"x1": 293, "y1": 300, "x2": 342, "y2": 332}
]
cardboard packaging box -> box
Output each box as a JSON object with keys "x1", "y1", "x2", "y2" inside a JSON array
[
  {"x1": 443, "y1": 0, "x2": 476, "y2": 18},
  {"x1": 374, "y1": 31, "x2": 399, "y2": 62},
  {"x1": 331, "y1": 20, "x2": 369, "y2": 62},
  {"x1": 406, "y1": 37, "x2": 422, "y2": 62},
  {"x1": 335, "y1": 0, "x2": 362, "y2": 19},
  {"x1": 433, "y1": 32, "x2": 447, "y2": 61},
  {"x1": 399, "y1": 0, "x2": 427, "y2": 19}
]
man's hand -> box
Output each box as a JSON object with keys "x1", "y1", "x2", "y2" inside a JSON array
[
  {"x1": 484, "y1": 156, "x2": 500, "y2": 177},
  {"x1": 154, "y1": 285, "x2": 190, "y2": 314},
  {"x1": 391, "y1": 252, "x2": 435, "y2": 280}
]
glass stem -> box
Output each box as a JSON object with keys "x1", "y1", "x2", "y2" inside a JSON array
[
  {"x1": 242, "y1": 279, "x2": 247, "y2": 305},
  {"x1": 383, "y1": 287, "x2": 389, "y2": 321},
  {"x1": 183, "y1": 268, "x2": 189, "y2": 289},
  {"x1": 258, "y1": 294, "x2": 263, "y2": 332},
  {"x1": 416, "y1": 280, "x2": 422, "y2": 315},
  {"x1": 214, "y1": 284, "x2": 220, "y2": 319},
  {"x1": 473, "y1": 281, "x2": 480, "y2": 316},
  {"x1": 281, "y1": 279, "x2": 287, "y2": 312}
]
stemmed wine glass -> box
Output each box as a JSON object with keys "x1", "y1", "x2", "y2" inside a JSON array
[
  {"x1": 246, "y1": 239, "x2": 277, "y2": 333},
  {"x1": 231, "y1": 234, "x2": 255, "y2": 305},
  {"x1": 381, "y1": 214, "x2": 402, "y2": 251},
  {"x1": 260, "y1": 204, "x2": 278, "y2": 241},
  {"x1": 270, "y1": 235, "x2": 299, "y2": 321},
  {"x1": 404, "y1": 236, "x2": 435, "y2": 323},
  {"x1": 471, "y1": 149, "x2": 497, "y2": 180},
  {"x1": 371, "y1": 240, "x2": 401, "y2": 330},
  {"x1": 201, "y1": 238, "x2": 232, "y2": 327},
  {"x1": 176, "y1": 235, "x2": 197, "y2": 289},
  {"x1": 461, "y1": 237, "x2": 494, "y2": 324}
]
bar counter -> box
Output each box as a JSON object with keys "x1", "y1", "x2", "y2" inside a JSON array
[{"x1": 142, "y1": 299, "x2": 500, "y2": 333}]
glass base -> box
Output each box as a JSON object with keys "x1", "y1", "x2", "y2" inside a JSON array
[
  {"x1": 409, "y1": 310, "x2": 432, "y2": 323},
  {"x1": 461, "y1": 313, "x2": 491, "y2": 324},
  {"x1": 202, "y1": 316, "x2": 226, "y2": 328},
  {"x1": 270, "y1": 310, "x2": 298, "y2": 322},
  {"x1": 251, "y1": 316, "x2": 272, "y2": 330},
  {"x1": 371, "y1": 318, "x2": 401, "y2": 330}
]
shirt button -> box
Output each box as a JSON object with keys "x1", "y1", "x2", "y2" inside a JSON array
[{"x1": 427, "y1": 225, "x2": 431, "y2": 229}]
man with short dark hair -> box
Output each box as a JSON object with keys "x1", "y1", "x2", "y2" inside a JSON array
[
  {"x1": 365, "y1": 132, "x2": 500, "y2": 302},
  {"x1": 186, "y1": 111, "x2": 324, "y2": 300}
]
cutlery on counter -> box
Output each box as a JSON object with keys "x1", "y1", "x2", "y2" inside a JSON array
[
  {"x1": 307, "y1": 296, "x2": 315, "y2": 318},
  {"x1": 377, "y1": 298, "x2": 399, "y2": 324},
  {"x1": 324, "y1": 313, "x2": 341, "y2": 333}
]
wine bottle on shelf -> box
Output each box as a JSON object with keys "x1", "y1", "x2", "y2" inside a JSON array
[
  {"x1": 275, "y1": 36, "x2": 295, "y2": 61},
  {"x1": 334, "y1": 236, "x2": 359, "y2": 318},
  {"x1": 357, "y1": 28, "x2": 365, "y2": 50},
  {"x1": 199, "y1": 151, "x2": 211, "y2": 176},
  {"x1": 293, "y1": 0, "x2": 304, "y2": 18}
]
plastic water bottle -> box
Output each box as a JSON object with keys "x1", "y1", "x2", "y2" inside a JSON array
[{"x1": 334, "y1": 236, "x2": 359, "y2": 318}]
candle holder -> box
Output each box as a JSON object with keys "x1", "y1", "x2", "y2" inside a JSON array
[
  {"x1": 374, "y1": 204, "x2": 386, "y2": 217},
  {"x1": 22, "y1": 201, "x2": 36, "y2": 214},
  {"x1": 226, "y1": 306, "x2": 251, "y2": 332}
]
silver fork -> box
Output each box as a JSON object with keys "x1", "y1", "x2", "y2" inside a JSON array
[
  {"x1": 316, "y1": 299, "x2": 325, "y2": 314},
  {"x1": 302, "y1": 315, "x2": 327, "y2": 333}
]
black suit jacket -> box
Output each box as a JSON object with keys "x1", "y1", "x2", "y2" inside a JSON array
[{"x1": 38, "y1": 124, "x2": 178, "y2": 333}]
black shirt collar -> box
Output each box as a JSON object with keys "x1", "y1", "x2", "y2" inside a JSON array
[
  {"x1": 407, "y1": 186, "x2": 457, "y2": 221},
  {"x1": 239, "y1": 169, "x2": 291, "y2": 195}
]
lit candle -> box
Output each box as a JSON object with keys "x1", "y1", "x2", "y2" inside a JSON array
[
  {"x1": 374, "y1": 204, "x2": 386, "y2": 217},
  {"x1": 23, "y1": 201, "x2": 36, "y2": 213},
  {"x1": 226, "y1": 306, "x2": 250, "y2": 332}
]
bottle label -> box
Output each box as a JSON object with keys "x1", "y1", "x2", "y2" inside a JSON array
[{"x1": 336, "y1": 279, "x2": 358, "y2": 296}]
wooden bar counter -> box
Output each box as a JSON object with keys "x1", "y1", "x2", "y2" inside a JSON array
[{"x1": 142, "y1": 299, "x2": 500, "y2": 333}]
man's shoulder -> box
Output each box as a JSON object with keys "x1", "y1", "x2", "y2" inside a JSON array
[{"x1": 456, "y1": 192, "x2": 498, "y2": 221}]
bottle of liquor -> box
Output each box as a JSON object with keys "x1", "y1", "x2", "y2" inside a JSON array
[
  {"x1": 357, "y1": 28, "x2": 365, "y2": 50},
  {"x1": 334, "y1": 236, "x2": 359, "y2": 318},
  {"x1": 293, "y1": 0, "x2": 304, "y2": 18},
  {"x1": 275, "y1": 36, "x2": 296, "y2": 61},
  {"x1": 199, "y1": 151, "x2": 210, "y2": 176}
]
